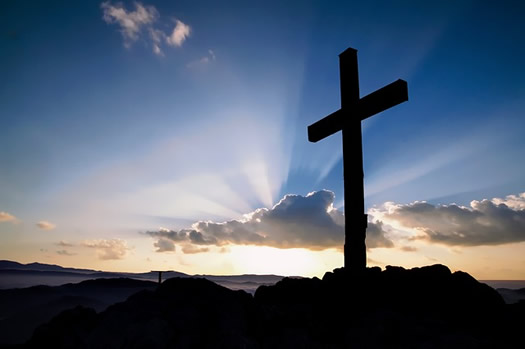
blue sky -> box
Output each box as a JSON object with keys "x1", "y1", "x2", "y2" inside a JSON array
[{"x1": 1, "y1": 1, "x2": 524, "y2": 277}]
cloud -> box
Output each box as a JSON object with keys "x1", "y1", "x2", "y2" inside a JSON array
[
  {"x1": 57, "y1": 240, "x2": 74, "y2": 247},
  {"x1": 166, "y1": 19, "x2": 190, "y2": 47},
  {"x1": 154, "y1": 238, "x2": 175, "y2": 252},
  {"x1": 36, "y1": 221, "x2": 56, "y2": 230},
  {"x1": 82, "y1": 239, "x2": 132, "y2": 260},
  {"x1": 186, "y1": 49, "x2": 216, "y2": 68},
  {"x1": 145, "y1": 190, "x2": 393, "y2": 251},
  {"x1": 400, "y1": 246, "x2": 418, "y2": 252},
  {"x1": 492, "y1": 192, "x2": 525, "y2": 210},
  {"x1": 152, "y1": 44, "x2": 163, "y2": 56},
  {"x1": 101, "y1": 1, "x2": 158, "y2": 46},
  {"x1": 366, "y1": 221, "x2": 395, "y2": 248},
  {"x1": 148, "y1": 28, "x2": 165, "y2": 56},
  {"x1": 0, "y1": 211, "x2": 16, "y2": 223},
  {"x1": 375, "y1": 192, "x2": 525, "y2": 246},
  {"x1": 57, "y1": 250, "x2": 76, "y2": 256},
  {"x1": 101, "y1": 2, "x2": 189, "y2": 55},
  {"x1": 181, "y1": 245, "x2": 209, "y2": 254}
]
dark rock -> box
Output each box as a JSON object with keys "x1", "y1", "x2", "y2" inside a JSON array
[
  {"x1": 0, "y1": 278, "x2": 156, "y2": 346},
  {"x1": 27, "y1": 306, "x2": 97, "y2": 348},
  {"x1": 25, "y1": 265, "x2": 525, "y2": 348}
]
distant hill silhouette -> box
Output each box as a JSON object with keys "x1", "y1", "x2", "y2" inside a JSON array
[
  {"x1": 0, "y1": 260, "x2": 281, "y2": 293},
  {"x1": 0, "y1": 260, "x2": 99, "y2": 274},
  {"x1": 25, "y1": 264, "x2": 525, "y2": 348},
  {"x1": 0, "y1": 278, "x2": 157, "y2": 346},
  {"x1": 497, "y1": 287, "x2": 525, "y2": 304}
]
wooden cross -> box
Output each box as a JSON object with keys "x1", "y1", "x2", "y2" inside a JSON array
[
  {"x1": 152, "y1": 270, "x2": 164, "y2": 284},
  {"x1": 307, "y1": 47, "x2": 408, "y2": 270}
]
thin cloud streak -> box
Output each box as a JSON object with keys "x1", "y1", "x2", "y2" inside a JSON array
[
  {"x1": 0, "y1": 211, "x2": 17, "y2": 223},
  {"x1": 36, "y1": 221, "x2": 56, "y2": 230},
  {"x1": 56, "y1": 250, "x2": 76, "y2": 256}
]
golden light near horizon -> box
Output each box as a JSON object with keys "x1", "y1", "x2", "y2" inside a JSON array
[{"x1": 228, "y1": 246, "x2": 343, "y2": 277}]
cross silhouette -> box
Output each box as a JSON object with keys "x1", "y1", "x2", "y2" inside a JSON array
[{"x1": 308, "y1": 47, "x2": 408, "y2": 270}]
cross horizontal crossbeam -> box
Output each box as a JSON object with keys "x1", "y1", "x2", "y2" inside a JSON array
[{"x1": 308, "y1": 79, "x2": 408, "y2": 143}]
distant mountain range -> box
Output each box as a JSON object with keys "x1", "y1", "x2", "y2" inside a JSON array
[
  {"x1": 0, "y1": 260, "x2": 285, "y2": 292},
  {"x1": 0, "y1": 260, "x2": 101, "y2": 274}
]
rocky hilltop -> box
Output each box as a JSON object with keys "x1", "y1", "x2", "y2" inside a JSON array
[{"x1": 26, "y1": 264, "x2": 524, "y2": 348}]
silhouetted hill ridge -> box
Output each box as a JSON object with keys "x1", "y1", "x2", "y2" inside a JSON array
[
  {"x1": 26, "y1": 264, "x2": 524, "y2": 348},
  {"x1": 0, "y1": 260, "x2": 276, "y2": 293},
  {"x1": 496, "y1": 287, "x2": 525, "y2": 304},
  {"x1": 0, "y1": 278, "x2": 157, "y2": 346},
  {"x1": 0, "y1": 260, "x2": 99, "y2": 274}
]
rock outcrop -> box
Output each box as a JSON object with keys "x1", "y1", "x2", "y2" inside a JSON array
[{"x1": 26, "y1": 265, "x2": 523, "y2": 348}]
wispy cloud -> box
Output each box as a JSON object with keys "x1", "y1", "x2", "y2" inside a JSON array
[
  {"x1": 0, "y1": 211, "x2": 17, "y2": 223},
  {"x1": 208, "y1": 49, "x2": 216, "y2": 61},
  {"x1": 369, "y1": 192, "x2": 525, "y2": 247},
  {"x1": 101, "y1": 1, "x2": 158, "y2": 47},
  {"x1": 82, "y1": 239, "x2": 132, "y2": 260},
  {"x1": 101, "y1": 2, "x2": 190, "y2": 55},
  {"x1": 145, "y1": 190, "x2": 393, "y2": 252},
  {"x1": 148, "y1": 28, "x2": 165, "y2": 56},
  {"x1": 57, "y1": 240, "x2": 74, "y2": 247},
  {"x1": 181, "y1": 245, "x2": 209, "y2": 254},
  {"x1": 57, "y1": 250, "x2": 76, "y2": 256},
  {"x1": 166, "y1": 19, "x2": 190, "y2": 47},
  {"x1": 187, "y1": 49, "x2": 216, "y2": 68},
  {"x1": 36, "y1": 221, "x2": 56, "y2": 230}
]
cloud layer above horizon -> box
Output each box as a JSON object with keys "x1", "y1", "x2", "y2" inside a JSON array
[
  {"x1": 145, "y1": 190, "x2": 393, "y2": 253},
  {"x1": 145, "y1": 191, "x2": 525, "y2": 254},
  {"x1": 372, "y1": 193, "x2": 525, "y2": 247}
]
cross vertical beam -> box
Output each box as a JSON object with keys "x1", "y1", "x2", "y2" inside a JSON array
[{"x1": 340, "y1": 48, "x2": 367, "y2": 270}]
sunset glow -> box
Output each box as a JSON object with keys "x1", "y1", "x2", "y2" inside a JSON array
[{"x1": 1, "y1": 1, "x2": 525, "y2": 280}]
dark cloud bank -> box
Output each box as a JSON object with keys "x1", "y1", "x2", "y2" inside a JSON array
[
  {"x1": 146, "y1": 191, "x2": 525, "y2": 252},
  {"x1": 145, "y1": 190, "x2": 393, "y2": 253}
]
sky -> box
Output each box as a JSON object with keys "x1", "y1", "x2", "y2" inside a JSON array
[{"x1": 1, "y1": 0, "x2": 524, "y2": 279}]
